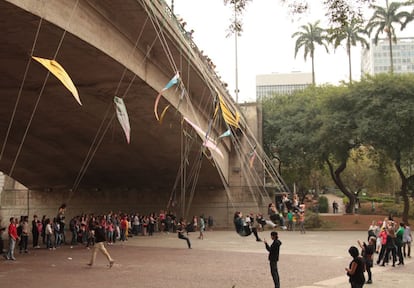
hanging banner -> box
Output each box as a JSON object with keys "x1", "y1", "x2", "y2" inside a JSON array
[
  {"x1": 114, "y1": 96, "x2": 131, "y2": 144},
  {"x1": 218, "y1": 93, "x2": 240, "y2": 128},
  {"x1": 154, "y1": 72, "x2": 180, "y2": 121},
  {"x1": 32, "y1": 56, "x2": 81, "y2": 105},
  {"x1": 217, "y1": 129, "x2": 231, "y2": 140},
  {"x1": 184, "y1": 117, "x2": 224, "y2": 159}
]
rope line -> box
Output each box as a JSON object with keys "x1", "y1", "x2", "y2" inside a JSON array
[
  {"x1": 8, "y1": 0, "x2": 80, "y2": 178},
  {"x1": 70, "y1": 20, "x2": 156, "y2": 194},
  {"x1": 0, "y1": 18, "x2": 43, "y2": 163}
]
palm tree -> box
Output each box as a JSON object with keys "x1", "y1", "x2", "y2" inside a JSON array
[
  {"x1": 328, "y1": 18, "x2": 369, "y2": 83},
  {"x1": 292, "y1": 20, "x2": 329, "y2": 85},
  {"x1": 365, "y1": 0, "x2": 413, "y2": 73}
]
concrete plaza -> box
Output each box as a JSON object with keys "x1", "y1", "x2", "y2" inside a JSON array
[{"x1": 1, "y1": 230, "x2": 412, "y2": 287}]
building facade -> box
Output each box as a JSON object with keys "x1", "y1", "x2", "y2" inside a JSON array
[
  {"x1": 361, "y1": 37, "x2": 414, "y2": 75},
  {"x1": 256, "y1": 72, "x2": 312, "y2": 99}
]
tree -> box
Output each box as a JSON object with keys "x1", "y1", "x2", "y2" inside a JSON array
[
  {"x1": 365, "y1": 0, "x2": 413, "y2": 73},
  {"x1": 292, "y1": 21, "x2": 330, "y2": 85},
  {"x1": 262, "y1": 85, "x2": 360, "y2": 213},
  {"x1": 352, "y1": 73, "x2": 414, "y2": 223},
  {"x1": 280, "y1": 1, "x2": 375, "y2": 26},
  {"x1": 328, "y1": 18, "x2": 369, "y2": 83}
]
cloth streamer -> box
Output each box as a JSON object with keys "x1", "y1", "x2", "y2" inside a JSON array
[
  {"x1": 114, "y1": 96, "x2": 131, "y2": 144},
  {"x1": 184, "y1": 117, "x2": 224, "y2": 159},
  {"x1": 32, "y1": 56, "x2": 81, "y2": 105},
  {"x1": 154, "y1": 72, "x2": 180, "y2": 121}
]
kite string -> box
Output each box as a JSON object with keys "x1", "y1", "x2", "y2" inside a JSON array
[
  {"x1": 70, "y1": 11, "x2": 150, "y2": 195},
  {"x1": 8, "y1": 0, "x2": 80, "y2": 177},
  {"x1": 0, "y1": 18, "x2": 43, "y2": 163},
  {"x1": 149, "y1": 0, "x2": 268, "y2": 210},
  {"x1": 70, "y1": 17, "x2": 154, "y2": 194}
]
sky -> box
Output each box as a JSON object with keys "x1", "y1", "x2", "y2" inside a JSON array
[{"x1": 172, "y1": 0, "x2": 413, "y2": 103}]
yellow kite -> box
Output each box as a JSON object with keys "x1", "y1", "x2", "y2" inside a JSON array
[{"x1": 32, "y1": 56, "x2": 81, "y2": 105}]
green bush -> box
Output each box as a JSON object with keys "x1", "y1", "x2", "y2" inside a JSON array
[
  {"x1": 318, "y1": 196, "x2": 329, "y2": 213},
  {"x1": 304, "y1": 211, "x2": 324, "y2": 229}
]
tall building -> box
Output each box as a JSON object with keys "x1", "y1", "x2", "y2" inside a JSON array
[
  {"x1": 361, "y1": 37, "x2": 414, "y2": 75},
  {"x1": 256, "y1": 72, "x2": 312, "y2": 99}
]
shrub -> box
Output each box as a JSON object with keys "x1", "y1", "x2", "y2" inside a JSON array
[
  {"x1": 318, "y1": 196, "x2": 329, "y2": 213},
  {"x1": 304, "y1": 211, "x2": 324, "y2": 229}
]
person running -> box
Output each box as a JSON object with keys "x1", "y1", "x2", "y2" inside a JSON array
[{"x1": 87, "y1": 220, "x2": 115, "y2": 268}]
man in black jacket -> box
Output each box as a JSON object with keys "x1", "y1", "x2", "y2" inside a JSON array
[
  {"x1": 87, "y1": 220, "x2": 115, "y2": 268},
  {"x1": 264, "y1": 231, "x2": 282, "y2": 288}
]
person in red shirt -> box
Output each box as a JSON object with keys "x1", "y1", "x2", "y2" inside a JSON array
[{"x1": 4, "y1": 217, "x2": 19, "y2": 260}]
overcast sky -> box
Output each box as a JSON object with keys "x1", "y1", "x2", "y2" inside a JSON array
[{"x1": 173, "y1": 0, "x2": 412, "y2": 103}]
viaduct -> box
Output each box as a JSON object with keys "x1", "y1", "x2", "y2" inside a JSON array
[{"x1": 0, "y1": 0, "x2": 285, "y2": 227}]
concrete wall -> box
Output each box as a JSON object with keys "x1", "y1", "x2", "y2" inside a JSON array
[{"x1": 0, "y1": 184, "x2": 265, "y2": 229}]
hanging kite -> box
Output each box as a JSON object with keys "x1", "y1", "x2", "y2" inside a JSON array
[
  {"x1": 114, "y1": 96, "x2": 131, "y2": 144},
  {"x1": 217, "y1": 92, "x2": 240, "y2": 128},
  {"x1": 32, "y1": 56, "x2": 81, "y2": 105},
  {"x1": 184, "y1": 117, "x2": 224, "y2": 159},
  {"x1": 217, "y1": 129, "x2": 231, "y2": 141},
  {"x1": 154, "y1": 71, "x2": 180, "y2": 122}
]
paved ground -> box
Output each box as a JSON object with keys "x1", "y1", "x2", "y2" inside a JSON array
[{"x1": 1, "y1": 230, "x2": 412, "y2": 287}]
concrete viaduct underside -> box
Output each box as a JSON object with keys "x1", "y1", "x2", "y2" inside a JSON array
[
  {"x1": 0, "y1": 1, "x2": 273, "y2": 226},
  {"x1": 0, "y1": 0, "x2": 225, "y2": 192}
]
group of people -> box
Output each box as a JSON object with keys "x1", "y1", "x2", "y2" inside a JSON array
[
  {"x1": 346, "y1": 217, "x2": 412, "y2": 287},
  {"x1": 1, "y1": 205, "x2": 214, "y2": 265},
  {"x1": 234, "y1": 194, "x2": 307, "y2": 241},
  {"x1": 369, "y1": 217, "x2": 411, "y2": 261},
  {"x1": 2, "y1": 204, "x2": 67, "y2": 261}
]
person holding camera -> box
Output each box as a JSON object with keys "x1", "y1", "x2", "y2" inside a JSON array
[{"x1": 264, "y1": 231, "x2": 282, "y2": 288}]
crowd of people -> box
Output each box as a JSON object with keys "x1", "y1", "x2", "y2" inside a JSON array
[
  {"x1": 346, "y1": 215, "x2": 412, "y2": 286},
  {"x1": 0, "y1": 204, "x2": 214, "y2": 261}
]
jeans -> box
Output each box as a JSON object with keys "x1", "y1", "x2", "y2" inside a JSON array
[
  {"x1": 32, "y1": 231, "x2": 39, "y2": 247},
  {"x1": 19, "y1": 234, "x2": 28, "y2": 252},
  {"x1": 7, "y1": 237, "x2": 16, "y2": 259},
  {"x1": 46, "y1": 234, "x2": 53, "y2": 249},
  {"x1": 269, "y1": 260, "x2": 280, "y2": 288},
  {"x1": 71, "y1": 229, "x2": 77, "y2": 245},
  {"x1": 107, "y1": 231, "x2": 114, "y2": 243}
]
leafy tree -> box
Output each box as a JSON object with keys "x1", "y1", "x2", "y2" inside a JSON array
[
  {"x1": 262, "y1": 85, "x2": 360, "y2": 213},
  {"x1": 262, "y1": 90, "x2": 322, "y2": 193},
  {"x1": 365, "y1": 0, "x2": 413, "y2": 73},
  {"x1": 328, "y1": 18, "x2": 369, "y2": 83},
  {"x1": 316, "y1": 85, "x2": 360, "y2": 213},
  {"x1": 292, "y1": 21, "x2": 330, "y2": 85},
  {"x1": 352, "y1": 73, "x2": 414, "y2": 223}
]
